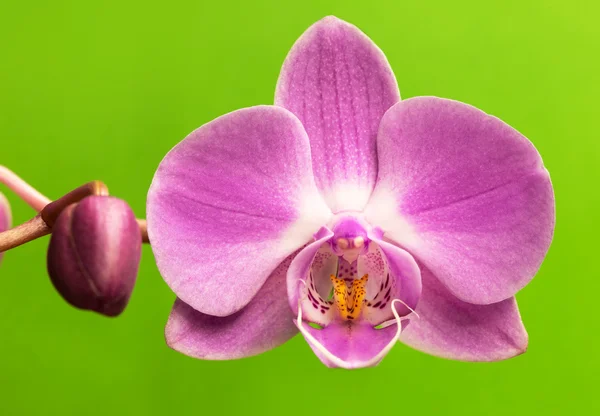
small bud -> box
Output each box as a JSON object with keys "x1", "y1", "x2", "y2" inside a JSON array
[
  {"x1": 47, "y1": 196, "x2": 141, "y2": 316},
  {"x1": 0, "y1": 192, "x2": 11, "y2": 265}
]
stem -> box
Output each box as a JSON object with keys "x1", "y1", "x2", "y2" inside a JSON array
[
  {"x1": 137, "y1": 219, "x2": 149, "y2": 243},
  {"x1": 0, "y1": 165, "x2": 51, "y2": 211},
  {"x1": 0, "y1": 167, "x2": 150, "y2": 252},
  {"x1": 0, "y1": 215, "x2": 51, "y2": 252},
  {"x1": 41, "y1": 181, "x2": 109, "y2": 228}
]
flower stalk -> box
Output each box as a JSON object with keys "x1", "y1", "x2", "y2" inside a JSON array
[
  {"x1": 0, "y1": 165, "x2": 149, "y2": 253},
  {"x1": 0, "y1": 215, "x2": 50, "y2": 252},
  {"x1": 0, "y1": 165, "x2": 50, "y2": 211}
]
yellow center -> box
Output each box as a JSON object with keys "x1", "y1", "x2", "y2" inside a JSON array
[{"x1": 330, "y1": 274, "x2": 369, "y2": 320}]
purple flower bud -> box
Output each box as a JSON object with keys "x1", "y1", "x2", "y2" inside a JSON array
[
  {"x1": 0, "y1": 192, "x2": 11, "y2": 265},
  {"x1": 47, "y1": 195, "x2": 141, "y2": 316}
]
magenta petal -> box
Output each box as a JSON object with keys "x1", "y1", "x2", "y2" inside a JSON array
[
  {"x1": 368, "y1": 236, "x2": 421, "y2": 317},
  {"x1": 399, "y1": 266, "x2": 528, "y2": 361},
  {"x1": 166, "y1": 254, "x2": 298, "y2": 360},
  {"x1": 366, "y1": 97, "x2": 555, "y2": 304},
  {"x1": 147, "y1": 106, "x2": 332, "y2": 316},
  {"x1": 286, "y1": 227, "x2": 334, "y2": 320},
  {"x1": 275, "y1": 16, "x2": 400, "y2": 212},
  {"x1": 0, "y1": 192, "x2": 10, "y2": 264}
]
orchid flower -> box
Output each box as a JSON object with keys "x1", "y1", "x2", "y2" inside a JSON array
[{"x1": 146, "y1": 16, "x2": 555, "y2": 368}]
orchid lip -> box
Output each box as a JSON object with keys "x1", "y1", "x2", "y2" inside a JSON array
[
  {"x1": 298, "y1": 216, "x2": 421, "y2": 326},
  {"x1": 284, "y1": 211, "x2": 423, "y2": 368},
  {"x1": 295, "y1": 295, "x2": 411, "y2": 369}
]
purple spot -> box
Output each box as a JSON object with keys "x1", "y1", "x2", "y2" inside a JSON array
[
  {"x1": 320, "y1": 309, "x2": 325, "y2": 314},
  {"x1": 372, "y1": 301, "x2": 382, "y2": 308},
  {"x1": 312, "y1": 302, "x2": 319, "y2": 309},
  {"x1": 379, "y1": 302, "x2": 387, "y2": 309},
  {"x1": 385, "y1": 288, "x2": 391, "y2": 298},
  {"x1": 385, "y1": 274, "x2": 390, "y2": 287}
]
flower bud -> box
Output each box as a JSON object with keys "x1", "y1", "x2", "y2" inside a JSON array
[
  {"x1": 47, "y1": 196, "x2": 141, "y2": 316},
  {"x1": 0, "y1": 192, "x2": 11, "y2": 265}
]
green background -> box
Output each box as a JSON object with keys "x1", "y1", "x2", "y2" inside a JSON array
[{"x1": 1, "y1": 0, "x2": 597, "y2": 414}]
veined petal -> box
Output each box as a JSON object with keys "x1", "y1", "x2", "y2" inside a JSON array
[
  {"x1": 365, "y1": 97, "x2": 555, "y2": 305},
  {"x1": 286, "y1": 227, "x2": 334, "y2": 324},
  {"x1": 166, "y1": 253, "x2": 299, "y2": 360},
  {"x1": 0, "y1": 192, "x2": 10, "y2": 264},
  {"x1": 275, "y1": 16, "x2": 400, "y2": 213},
  {"x1": 366, "y1": 236, "x2": 421, "y2": 317},
  {"x1": 148, "y1": 106, "x2": 332, "y2": 316},
  {"x1": 399, "y1": 266, "x2": 528, "y2": 361}
]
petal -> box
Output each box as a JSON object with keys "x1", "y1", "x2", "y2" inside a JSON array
[
  {"x1": 0, "y1": 192, "x2": 11, "y2": 264},
  {"x1": 368, "y1": 237, "x2": 421, "y2": 317},
  {"x1": 297, "y1": 309, "x2": 406, "y2": 369},
  {"x1": 166, "y1": 253, "x2": 299, "y2": 360},
  {"x1": 147, "y1": 106, "x2": 332, "y2": 316},
  {"x1": 365, "y1": 97, "x2": 555, "y2": 304},
  {"x1": 286, "y1": 227, "x2": 335, "y2": 325},
  {"x1": 357, "y1": 237, "x2": 421, "y2": 324},
  {"x1": 275, "y1": 16, "x2": 400, "y2": 212},
  {"x1": 399, "y1": 266, "x2": 528, "y2": 361}
]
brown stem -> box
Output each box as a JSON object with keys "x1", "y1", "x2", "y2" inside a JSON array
[
  {"x1": 41, "y1": 181, "x2": 109, "y2": 228},
  {"x1": 0, "y1": 215, "x2": 51, "y2": 252},
  {"x1": 1, "y1": 178, "x2": 150, "y2": 253},
  {"x1": 137, "y1": 219, "x2": 149, "y2": 243}
]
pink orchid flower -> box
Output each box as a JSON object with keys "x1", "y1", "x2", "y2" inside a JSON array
[{"x1": 146, "y1": 16, "x2": 555, "y2": 369}]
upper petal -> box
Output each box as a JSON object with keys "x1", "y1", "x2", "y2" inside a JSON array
[
  {"x1": 275, "y1": 16, "x2": 400, "y2": 213},
  {"x1": 0, "y1": 192, "x2": 11, "y2": 264},
  {"x1": 365, "y1": 97, "x2": 555, "y2": 304},
  {"x1": 166, "y1": 253, "x2": 299, "y2": 360},
  {"x1": 399, "y1": 265, "x2": 528, "y2": 361},
  {"x1": 147, "y1": 106, "x2": 332, "y2": 316}
]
